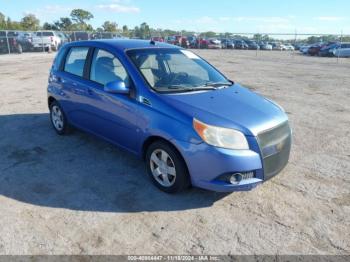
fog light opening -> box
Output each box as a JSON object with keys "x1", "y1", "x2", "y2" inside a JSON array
[{"x1": 230, "y1": 173, "x2": 243, "y2": 185}]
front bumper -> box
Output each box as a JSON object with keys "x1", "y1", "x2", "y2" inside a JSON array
[
  {"x1": 33, "y1": 43, "x2": 54, "y2": 49},
  {"x1": 173, "y1": 136, "x2": 264, "y2": 192},
  {"x1": 173, "y1": 122, "x2": 291, "y2": 192}
]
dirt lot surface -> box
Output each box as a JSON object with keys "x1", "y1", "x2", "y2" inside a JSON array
[{"x1": 0, "y1": 50, "x2": 349, "y2": 255}]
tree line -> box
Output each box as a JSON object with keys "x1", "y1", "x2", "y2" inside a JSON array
[
  {"x1": 0, "y1": 9, "x2": 349, "y2": 43},
  {"x1": 0, "y1": 9, "x2": 200, "y2": 38}
]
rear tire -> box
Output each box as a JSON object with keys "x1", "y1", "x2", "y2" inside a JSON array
[
  {"x1": 49, "y1": 101, "x2": 70, "y2": 135},
  {"x1": 145, "y1": 141, "x2": 190, "y2": 193}
]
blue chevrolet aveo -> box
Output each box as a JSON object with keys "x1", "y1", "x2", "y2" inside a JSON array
[{"x1": 48, "y1": 39, "x2": 292, "y2": 193}]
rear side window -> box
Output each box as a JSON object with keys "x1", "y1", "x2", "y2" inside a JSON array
[
  {"x1": 53, "y1": 47, "x2": 67, "y2": 71},
  {"x1": 64, "y1": 47, "x2": 89, "y2": 77}
]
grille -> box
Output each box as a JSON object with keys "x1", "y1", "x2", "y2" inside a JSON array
[
  {"x1": 241, "y1": 171, "x2": 255, "y2": 180},
  {"x1": 257, "y1": 121, "x2": 292, "y2": 180}
]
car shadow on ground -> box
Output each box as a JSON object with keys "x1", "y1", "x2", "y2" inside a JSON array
[{"x1": 0, "y1": 113, "x2": 228, "y2": 213}]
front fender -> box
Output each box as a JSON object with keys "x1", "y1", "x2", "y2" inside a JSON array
[{"x1": 136, "y1": 102, "x2": 202, "y2": 155}]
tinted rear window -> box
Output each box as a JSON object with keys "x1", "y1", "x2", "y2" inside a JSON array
[
  {"x1": 64, "y1": 47, "x2": 89, "y2": 77},
  {"x1": 75, "y1": 32, "x2": 88, "y2": 37},
  {"x1": 43, "y1": 32, "x2": 54, "y2": 36},
  {"x1": 7, "y1": 32, "x2": 17, "y2": 37}
]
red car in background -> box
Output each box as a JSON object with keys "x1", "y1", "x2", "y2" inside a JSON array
[
  {"x1": 198, "y1": 38, "x2": 209, "y2": 49},
  {"x1": 308, "y1": 42, "x2": 336, "y2": 56},
  {"x1": 167, "y1": 35, "x2": 189, "y2": 48},
  {"x1": 0, "y1": 31, "x2": 23, "y2": 54},
  {"x1": 188, "y1": 37, "x2": 209, "y2": 49}
]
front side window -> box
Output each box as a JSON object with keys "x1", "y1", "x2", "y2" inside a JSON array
[
  {"x1": 90, "y1": 49, "x2": 130, "y2": 86},
  {"x1": 64, "y1": 47, "x2": 89, "y2": 77},
  {"x1": 127, "y1": 48, "x2": 231, "y2": 93}
]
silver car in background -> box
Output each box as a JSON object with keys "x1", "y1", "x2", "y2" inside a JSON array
[{"x1": 333, "y1": 43, "x2": 350, "y2": 57}]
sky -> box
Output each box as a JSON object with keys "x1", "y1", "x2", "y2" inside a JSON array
[{"x1": 1, "y1": 0, "x2": 349, "y2": 34}]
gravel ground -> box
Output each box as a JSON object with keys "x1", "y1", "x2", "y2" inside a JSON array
[{"x1": 0, "y1": 50, "x2": 349, "y2": 255}]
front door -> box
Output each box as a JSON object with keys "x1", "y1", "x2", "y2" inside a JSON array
[{"x1": 82, "y1": 48, "x2": 141, "y2": 152}]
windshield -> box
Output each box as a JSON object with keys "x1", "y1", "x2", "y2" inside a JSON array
[{"x1": 127, "y1": 48, "x2": 232, "y2": 93}]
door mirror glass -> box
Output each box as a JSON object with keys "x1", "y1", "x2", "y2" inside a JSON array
[{"x1": 104, "y1": 80, "x2": 130, "y2": 94}]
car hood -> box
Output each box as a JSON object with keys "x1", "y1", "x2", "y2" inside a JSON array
[{"x1": 161, "y1": 84, "x2": 288, "y2": 136}]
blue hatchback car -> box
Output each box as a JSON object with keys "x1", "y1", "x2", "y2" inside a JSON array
[{"x1": 48, "y1": 39, "x2": 292, "y2": 193}]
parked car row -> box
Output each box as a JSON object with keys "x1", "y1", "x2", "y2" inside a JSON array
[
  {"x1": 151, "y1": 35, "x2": 299, "y2": 51},
  {"x1": 0, "y1": 30, "x2": 64, "y2": 53},
  {"x1": 2, "y1": 30, "x2": 349, "y2": 58},
  {"x1": 0, "y1": 30, "x2": 126, "y2": 54},
  {"x1": 298, "y1": 42, "x2": 350, "y2": 57},
  {"x1": 0, "y1": 31, "x2": 32, "y2": 53}
]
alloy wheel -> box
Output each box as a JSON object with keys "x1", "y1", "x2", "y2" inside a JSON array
[
  {"x1": 150, "y1": 149, "x2": 177, "y2": 187},
  {"x1": 51, "y1": 105, "x2": 64, "y2": 131}
]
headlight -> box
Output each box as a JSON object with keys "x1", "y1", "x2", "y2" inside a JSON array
[{"x1": 193, "y1": 119, "x2": 249, "y2": 150}]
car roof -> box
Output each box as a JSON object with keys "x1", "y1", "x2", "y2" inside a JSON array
[{"x1": 66, "y1": 39, "x2": 178, "y2": 52}]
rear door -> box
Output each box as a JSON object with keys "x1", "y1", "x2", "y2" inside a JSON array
[{"x1": 57, "y1": 46, "x2": 94, "y2": 130}]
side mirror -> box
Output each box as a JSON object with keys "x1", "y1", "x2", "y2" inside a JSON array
[{"x1": 104, "y1": 80, "x2": 129, "y2": 94}]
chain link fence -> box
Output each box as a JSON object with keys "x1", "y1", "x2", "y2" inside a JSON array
[
  {"x1": 0, "y1": 30, "x2": 128, "y2": 54},
  {"x1": 1, "y1": 30, "x2": 349, "y2": 59}
]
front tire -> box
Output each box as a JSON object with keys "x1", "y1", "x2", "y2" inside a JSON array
[
  {"x1": 49, "y1": 101, "x2": 69, "y2": 135},
  {"x1": 146, "y1": 141, "x2": 190, "y2": 193}
]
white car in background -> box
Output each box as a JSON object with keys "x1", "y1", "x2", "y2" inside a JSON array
[
  {"x1": 271, "y1": 43, "x2": 283, "y2": 50},
  {"x1": 207, "y1": 39, "x2": 222, "y2": 49},
  {"x1": 283, "y1": 44, "x2": 295, "y2": 51},
  {"x1": 261, "y1": 43, "x2": 273, "y2": 50},
  {"x1": 333, "y1": 43, "x2": 350, "y2": 57},
  {"x1": 32, "y1": 31, "x2": 61, "y2": 51}
]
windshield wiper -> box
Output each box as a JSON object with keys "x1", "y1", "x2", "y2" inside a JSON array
[
  {"x1": 156, "y1": 85, "x2": 218, "y2": 93},
  {"x1": 204, "y1": 80, "x2": 233, "y2": 87},
  {"x1": 185, "y1": 86, "x2": 218, "y2": 91},
  {"x1": 167, "y1": 85, "x2": 188, "y2": 89}
]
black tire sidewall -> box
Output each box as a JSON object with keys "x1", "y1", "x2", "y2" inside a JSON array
[{"x1": 146, "y1": 141, "x2": 190, "y2": 193}]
